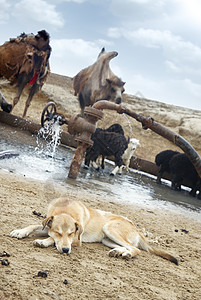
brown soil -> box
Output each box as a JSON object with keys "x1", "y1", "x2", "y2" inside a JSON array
[{"x1": 0, "y1": 74, "x2": 201, "y2": 300}]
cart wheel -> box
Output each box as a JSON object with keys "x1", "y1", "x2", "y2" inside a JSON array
[{"x1": 41, "y1": 102, "x2": 57, "y2": 127}]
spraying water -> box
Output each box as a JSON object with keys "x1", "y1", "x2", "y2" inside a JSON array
[
  {"x1": 35, "y1": 116, "x2": 63, "y2": 158},
  {"x1": 122, "y1": 113, "x2": 133, "y2": 136}
]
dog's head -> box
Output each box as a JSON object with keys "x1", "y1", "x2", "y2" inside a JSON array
[{"x1": 42, "y1": 214, "x2": 83, "y2": 254}]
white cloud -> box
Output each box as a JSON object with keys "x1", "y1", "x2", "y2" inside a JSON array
[
  {"x1": 124, "y1": 72, "x2": 201, "y2": 110},
  {"x1": 123, "y1": 0, "x2": 165, "y2": 6},
  {"x1": 48, "y1": 0, "x2": 86, "y2": 3},
  {"x1": 108, "y1": 27, "x2": 201, "y2": 77},
  {"x1": 125, "y1": 73, "x2": 159, "y2": 99},
  {"x1": 165, "y1": 78, "x2": 201, "y2": 109},
  {"x1": 50, "y1": 38, "x2": 102, "y2": 76},
  {"x1": 110, "y1": 0, "x2": 201, "y2": 31},
  {"x1": 0, "y1": 0, "x2": 10, "y2": 24},
  {"x1": 126, "y1": 28, "x2": 201, "y2": 63},
  {"x1": 165, "y1": 61, "x2": 180, "y2": 73},
  {"x1": 108, "y1": 28, "x2": 122, "y2": 39},
  {"x1": 176, "y1": 0, "x2": 201, "y2": 27},
  {"x1": 181, "y1": 78, "x2": 201, "y2": 98},
  {"x1": 51, "y1": 38, "x2": 100, "y2": 58},
  {"x1": 110, "y1": 0, "x2": 166, "y2": 20},
  {"x1": 12, "y1": 0, "x2": 64, "y2": 28},
  {"x1": 125, "y1": 28, "x2": 173, "y2": 49}
]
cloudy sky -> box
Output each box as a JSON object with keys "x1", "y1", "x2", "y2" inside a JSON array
[{"x1": 1, "y1": 0, "x2": 201, "y2": 110}]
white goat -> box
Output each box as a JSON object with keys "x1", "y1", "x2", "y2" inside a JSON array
[{"x1": 111, "y1": 137, "x2": 140, "y2": 175}]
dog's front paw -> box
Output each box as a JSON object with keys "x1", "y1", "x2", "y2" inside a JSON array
[
  {"x1": 10, "y1": 229, "x2": 29, "y2": 239},
  {"x1": 109, "y1": 248, "x2": 120, "y2": 257},
  {"x1": 122, "y1": 250, "x2": 132, "y2": 259},
  {"x1": 109, "y1": 247, "x2": 126, "y2": 257},
  {"x1": 33, "y1": 239, "x2": 47, "y2": 248},
  {"x1": 109, "y1": 247, "x2": 132, "y2": 259}
]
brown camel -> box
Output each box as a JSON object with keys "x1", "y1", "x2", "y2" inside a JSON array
[
  {"x1": 0, "y1": 30, "x2": 51, "y2": 117},
  {"x1": 73, "y1": 47, "x2": 125, "y2": 114}
]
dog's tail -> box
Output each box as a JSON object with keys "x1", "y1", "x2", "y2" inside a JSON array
[{"x1": 138, "y1": 233, "x2": 178, "y2": 265}]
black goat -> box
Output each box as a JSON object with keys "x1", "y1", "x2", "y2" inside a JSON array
[
  {"x1": 98, "y1": 123, "x2": 124, "y2": 169},
  {"x1": 105, "y1": 123, "x2": 124, "y2": 136},
  {"x1": 84, "y1": 124, "x2": 128, "y2": 176},
  {"x1": 169, "y1": 153, "x2": 201, "y2": 199},
  {"x1": 155, "y1": 150, "x2": 180, "y2": 183}
]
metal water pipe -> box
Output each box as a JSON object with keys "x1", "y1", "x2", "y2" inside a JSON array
[
  {"x1": 92, "y1": 100, "x2": 201, "y2": 178},
  {"x1": 67, "y1": 107, "x2": 103, "y2": 179}
]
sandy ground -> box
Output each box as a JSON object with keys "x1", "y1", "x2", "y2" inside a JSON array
[{"x1": 0, "y1": 74, "x2": 201, "y2": 300}]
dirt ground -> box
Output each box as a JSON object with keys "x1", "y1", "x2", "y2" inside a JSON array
[{"x1": 0, "y1": 74, "x2": 201, "y2": 300}]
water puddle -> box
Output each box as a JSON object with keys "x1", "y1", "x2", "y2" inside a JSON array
[{"x1": 0, "y1": 123, "x2": 201, "y2": 220}]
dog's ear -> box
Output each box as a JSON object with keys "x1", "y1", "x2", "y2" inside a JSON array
[
  {"x1": 42, "y1": 216, "x2": 54, "y2": 229},
  {"x1": 75, "y1": 222, "x2": 83, "y2": 241}
]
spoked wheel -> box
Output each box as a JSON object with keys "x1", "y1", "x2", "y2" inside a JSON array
[{"x1": 41, "y1": 102, "x2": 57, "y2": 127}]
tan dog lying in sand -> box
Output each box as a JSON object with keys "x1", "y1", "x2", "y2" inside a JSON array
[{"x1": 10, "y1": 198, "x2": 178, "y2": 264}]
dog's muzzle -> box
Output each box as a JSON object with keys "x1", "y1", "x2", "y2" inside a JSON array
[{"x1": 62, "y1": 247, "x2": 70, "y2": 255}]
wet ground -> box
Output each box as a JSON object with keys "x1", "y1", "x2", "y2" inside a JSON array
[{"x1": 0, "y1": 123, "x2": 201, "y2": 220}]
